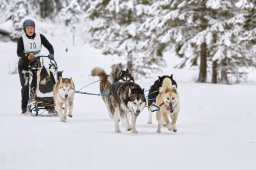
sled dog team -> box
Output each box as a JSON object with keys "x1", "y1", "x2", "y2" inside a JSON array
[{"x1": 54, "y1": 63, "x2": 180, "y2": 134}]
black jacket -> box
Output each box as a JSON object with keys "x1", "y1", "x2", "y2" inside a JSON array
[{"x1": 17, "y1": 33, "x2": 54, "y2": 67}]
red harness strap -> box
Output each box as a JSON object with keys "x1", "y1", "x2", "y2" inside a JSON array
[
  {"x1": 159, "y1": 102, "x2": 165, "y2": 107},
  {"x1": 159, "y1": 102, "x2": 173, "y2": 112}
]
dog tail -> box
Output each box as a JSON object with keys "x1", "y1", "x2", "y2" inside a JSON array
[
  {"x1": 110, "y1": 63, "x2": 124, "y2": 83},
  {"x1": 162, "y1": 77, "x2": 173, "y2": 89},
  {"x1": 91, "y1": 67, "x2": 108, "y2": 80}
]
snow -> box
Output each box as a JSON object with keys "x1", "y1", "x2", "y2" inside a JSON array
[
  {"x1": 1, "y1": 29, "x2": 256, "y2": 170},
  {"x1": 236, "y1": 0, "x2": 255, "y2": 8},
  {"x1": 206, "y1": 0, "x2": 221, "y2": 9}
]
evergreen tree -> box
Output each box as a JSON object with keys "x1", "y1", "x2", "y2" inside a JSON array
[
  {"x1": 142, "y1": 0, "x2": 256, "y2": 83},
  {"x1": 4, "y1": 0, "x2": 36, "y2": 40},
  {"x1": 58, "y1": 0, "x2": 83, "y2": 26},
  {"x1": 39, "y1": 0, "x2": 65, "y2": 19},
  {"x1": 86, "y1": 0, "x2": 163, "y2": 77}
]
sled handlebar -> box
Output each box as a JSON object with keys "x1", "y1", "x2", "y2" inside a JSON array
[
  {"x1": 35, "y1": 55, "x2": 52, "y2": 59},
  {"x1": 29, "y1": 55, "x2": 58, "y2": 70}
]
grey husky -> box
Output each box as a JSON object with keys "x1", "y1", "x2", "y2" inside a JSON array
[
  {"x1": 109, "y1": 81, "x2": 146, "y2": 134},
  {"x1": 53, "y1": 78, "x2": 75, "y2": 122},
  {"x1": 91, "y1": 64, "x2": 134, "y2": 119},
  {"x1": 118, "y1": 69, "x2": 134, "y2": 82}
]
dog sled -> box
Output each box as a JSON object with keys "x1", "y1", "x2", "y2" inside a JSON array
[{"x1": 26, "y1": 55, "x2": 62, "y2": 116}]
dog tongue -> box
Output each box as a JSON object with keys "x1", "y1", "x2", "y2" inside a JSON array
[{"x1": 166, "y1": 106, "x2": 173, "y2": 112}]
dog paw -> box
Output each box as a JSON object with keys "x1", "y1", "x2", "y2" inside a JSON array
[
  {"x1": 126, "y1": 126, "x2": 132, "y2": 131},
  {"x1": 147, "y1": 120, "x2": 152, "y2": 124},
  {"x1": 68, "y1": 114, "x2": 73, "y2": 118},
  {"x1": 131, "y1": 129, "x2": 138, "y2": 134},
  {"x1": 60, "y1": 118, "x2": 66, "y2": 122},
  {"x1": 167, "y1": 124, "x2": 173, "y2": 131},
  {"x1": 115, "y1": 129, "x2": 121, "y2": 133},
  {"x1": 173, "y1": 126, "x2": 177, "y2": 132},
  {"x1": 156, "y1": 129, "x2": 161, "y2": 133}
]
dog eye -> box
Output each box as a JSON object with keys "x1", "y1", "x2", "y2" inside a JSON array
[
  {"x1": 167, "y1": 97, "x2": 170, "y2": 100},
  {"x1": 133, "y1": 102, "x2": 136, "y2": 105},
  {"x1": 172, "y1": 97, "x2": 175, "y2": 100},
  {"x1": 139, "y1": 102, "x2": 143, "y2": 105}
]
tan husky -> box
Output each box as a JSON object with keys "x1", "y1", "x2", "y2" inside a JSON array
[
  {"x1": 156, "y1": 78, "x2": 180, "y2": 133},
  {"x1": 53, "y1": 78, "x2": 75, "y2": 122}
]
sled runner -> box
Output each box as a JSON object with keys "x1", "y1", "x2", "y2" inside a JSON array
[{"x1": 26, "y1": 56, "x2": 62, "y2": 116}]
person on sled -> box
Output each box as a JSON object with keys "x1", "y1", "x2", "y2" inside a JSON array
[{"x1": 17, "y1": 19, "x2": 54, "y2": 115}]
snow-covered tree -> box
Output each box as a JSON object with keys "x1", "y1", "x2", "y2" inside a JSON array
[
  {"x1": 1, "y1": 0, "x2": 255, "y2": 83},
  {"x1": 140, "y1": 0, "x2": 256, "y2": 83},
  {"x1": 0, "y1": 1, "x2": 8, "y2": 22},
  {"x1": 85, "y1": 0, "x2": 165, "y2": 77},
  {"x1": 209, "y1": 0, "x2": 256, "y2": 84},
  {"x1": 58, "y1": 0, "x2": 83, "y2": 26},
  {"x1": 4, "y1": 0, "x2": 37, "y2": 40}
]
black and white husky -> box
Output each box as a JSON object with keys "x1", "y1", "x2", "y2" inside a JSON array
[
  {"x1": 109, "y1": 81, "x2": 146, "y2": 134},
  {"x1": 91, "y1": 64, "x2": 134, "y2": 119},
  {"x1": 118, "y1": 69, "x2": 134, "y2": 82}
]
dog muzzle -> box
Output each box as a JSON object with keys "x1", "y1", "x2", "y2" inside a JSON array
[
  {"x1": 166, "y1": 105, "x2": 173, "y2": 113},
  {"x1": 160, "y1": 102, "x2": 173, "y2": 113}
]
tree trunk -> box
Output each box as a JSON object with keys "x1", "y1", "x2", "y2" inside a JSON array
[
  {"x1": 39, "y1": 0, "x2": 54, "y2": 18},
  {"x1": 220, "y1": 58, "x2": 229, "y2": 84},
  {"x1": 212, "y1": 60, "x2": 218, "y2": 83},
  {"x1": 198, "y1": 42, "x2": 207, "y2": 83},
  {"x1": 127, "y1": 51, "x2": 133, "y2": 73}
]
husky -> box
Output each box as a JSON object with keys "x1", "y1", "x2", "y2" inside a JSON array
[
  {"x1": 155, "y1": 78, "x2": 180, "y2": 133},
  {"x1": 91, "y1": 64, "x2": 134, "y2": 119},
  {"x1": 147, "y1": 75, "x2": 177, "y2": 124},
  {"x1": 53, "y1": 78, "x2": 75, "y2": 122},
  {"x1": 118, "y1": 69, "x2": 134, "y2": 82},
  {"x1": 110, "y1": 81, "x2": 146, "y2": 133}
]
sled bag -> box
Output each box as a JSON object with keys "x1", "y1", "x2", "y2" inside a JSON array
[{"x1": 39, "y1": 66, "x2": 54, "y2": 94}]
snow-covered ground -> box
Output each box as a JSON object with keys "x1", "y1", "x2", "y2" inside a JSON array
[{"x1": 0, "y1": 31, "x2": 256, "y2": 170}]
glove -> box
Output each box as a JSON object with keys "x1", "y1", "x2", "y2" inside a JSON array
[
  {"x1": 27, "y1": 53, "x2": 35, "y2": 60},
  {"x1": 48, "y1": 54, "x2": 54, "y2": 60},
  {"x1": 31, "y1": 57, "x2": 39, "y2": 63}
]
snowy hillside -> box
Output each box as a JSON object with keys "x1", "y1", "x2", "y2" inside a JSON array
[{"x1": 0, "y1": 29, "x2": 256, "y2": 170}]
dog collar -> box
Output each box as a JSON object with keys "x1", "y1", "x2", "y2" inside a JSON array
[
  {"x1": 159, "y1": 102, "x2": 165, "y2": 107},
  {"x1": 159, "y1": 102, "x2": 173, "y2": 112}
]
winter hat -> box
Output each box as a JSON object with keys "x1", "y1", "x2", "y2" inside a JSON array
[{"x1": 23, "y1": 19, "x2": 35, "y2": 30}]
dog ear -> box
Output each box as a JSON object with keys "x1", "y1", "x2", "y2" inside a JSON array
[
  {"x1": 70, "y1": 77, "x2": 74, "y2": 84},
  {"x1": 131, "y1": 77, "x2": 134, "y2": 82}
]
